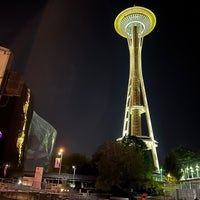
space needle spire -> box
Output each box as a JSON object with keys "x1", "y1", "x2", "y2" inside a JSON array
[{"x1": 114, "y1": 6, "x2": 159, "y2": 172}]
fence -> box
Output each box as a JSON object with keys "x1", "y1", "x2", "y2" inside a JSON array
[{"x1": 1, "y1": 178, "x2": 200, "y2": 200}]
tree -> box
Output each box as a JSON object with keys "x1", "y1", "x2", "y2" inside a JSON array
[
  {"x1": 173, "y1": 145, "x2": 200, "y2": 166},
  {"x1": 92, "y1": 140, "x2": 154, "y2": 196},
  {"x1": 163, "y1": 145, "x2": 200, "y2": 180},
  {"x1": 163, "y1": 151, "x2": 181, "y2": 181},
  {"x1": 120, "y1": 136, "x2": 154, "y2": 175}
]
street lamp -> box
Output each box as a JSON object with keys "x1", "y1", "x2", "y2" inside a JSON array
[
  {"x1": 190, "y1": 166, "x2": 194, "y2": 178},
  {"x1": 167, "y1": 173, "x2": 171, "y2": 182},
  {"x1": 196, "y1": 164, "x2": 199, "y2": 177},
  {"x1": 58, "y1": 149, "x2": 63, "y2": 187},
  {"x1": 186, "y1": 167, "x2": 189, "y2": 179},
  {"x1": 4, "y1": 164, "x2": 9, "y2": 177},
  {"x1": 72, "y1": 165, "x2": 76, "y2": 187},
  {"x1": 160, "y1": 167, "x2": 163, "y2": 181}
]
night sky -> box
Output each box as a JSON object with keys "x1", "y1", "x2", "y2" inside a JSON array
[{"x1": 0, "y1": 0, "x2": 199, "y2": 165}]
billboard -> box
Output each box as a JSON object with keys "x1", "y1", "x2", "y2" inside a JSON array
[{"x1": 24, "y1": 111, "x2": 57, "y2": 173}]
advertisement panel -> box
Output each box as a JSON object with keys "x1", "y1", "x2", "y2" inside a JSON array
[{"x1": 33, "y1": 167, "x2": 44, "y2": 190}]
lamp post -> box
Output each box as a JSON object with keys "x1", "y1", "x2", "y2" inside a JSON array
[
  {"x1": 4, "y1": 164, "x2": 9, "y2": 177},
  {"x1": 190, "y1": 166, "x2": 194, "y2": 178},
  {"x1": 196, "y1": 164, "x2": 199, "y2": 177},
  {"x1": 160, "y1": 167, "x2": 163, "y2": 181},
  {"x1": 186, "y1": 167, "x2": 189, "y2": 179},
  {"x1": 167, "y1": 173, "x2": 170, "y2": 182},
  {"x1": 72, "y1": 165, "x2": 76, "y2": 187},
  {"x1": 58, "y1": 149, "x2": 63, "y2": 187}
]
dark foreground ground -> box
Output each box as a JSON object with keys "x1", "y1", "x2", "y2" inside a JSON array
[
  {"x1": 0, "y1": 194, "x2": 9, "y2": 200},
  {"x1": 0, "y1": 191, "x2": 110, "y2": 200}
]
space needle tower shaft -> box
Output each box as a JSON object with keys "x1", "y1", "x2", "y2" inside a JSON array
[{"x1": 114, "y1": 6, "x2": 159, "y2": 172}]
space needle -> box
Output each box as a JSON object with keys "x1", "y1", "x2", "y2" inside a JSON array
[{"x1": 114, "y1": 6, "x2": 159, "y2": 172}]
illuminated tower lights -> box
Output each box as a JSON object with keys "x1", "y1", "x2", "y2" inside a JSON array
[{"x1": 114, "y1": 6, "x2": 159, "y2": 172}]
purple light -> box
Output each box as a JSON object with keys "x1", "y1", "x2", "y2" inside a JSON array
[{"x1": 0, "y1": 131, "x2": 2, "y2": 138}]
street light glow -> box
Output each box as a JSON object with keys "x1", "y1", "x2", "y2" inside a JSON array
[
  {"x1": 72, "y1": 165, "x2": 76, "y2": 188},
  {"x1": 58, "y1": 148, "x2": 63, "y2": 155},
  {"x1": 57, "y1": 148, "x2": 64, "y2": 190}
]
